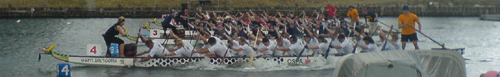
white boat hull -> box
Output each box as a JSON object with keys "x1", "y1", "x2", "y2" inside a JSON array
[{"x1": 67, "y1": 56, "x2": 342, "y2": 67}]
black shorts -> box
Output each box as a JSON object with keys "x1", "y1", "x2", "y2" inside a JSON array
[
  {"x1": 103, "y1": 36, "x2": 124, "y2": 56},
  {"x1": 401, "y1": 33, "x2": 418, "y2": 42}
]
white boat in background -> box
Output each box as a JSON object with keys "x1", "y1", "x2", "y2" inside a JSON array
[
  {"x1": 480, "y1": 14, "x2": 500, "y2": 21},
  {"x1": 333, "y1": 50, "x2": 466, "y2": 77}
]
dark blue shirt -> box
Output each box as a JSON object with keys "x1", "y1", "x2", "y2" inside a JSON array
[
  {"x1": 162, "y1": 14, "x2": 175, "y2": 26},
  {"x1": 104, "y1": 24, "x2": 121, "y2": 37},
  {"x1": 362, "y1": 11, "x2": 378, "y2": 22}
]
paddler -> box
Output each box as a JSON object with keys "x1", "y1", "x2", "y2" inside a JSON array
[
  {"x1": 162, "y1": 31, "x2": 202, "y2": 57},
  {"x1": 275, "y1": 36, "x2": 304, "y2": 56},
  {"x1": 102, "y1": 16, "x2": 127, "y2": 57},
  {"x1": 192, "y1": 31, "x2": 231, "y2": 57},
  {"x1": 134, "y1": 33, "x2": 169, "y2": 62}
]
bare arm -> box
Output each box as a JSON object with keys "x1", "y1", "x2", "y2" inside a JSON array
[
  {"x1": 137, "y1": 33, "x2": 149, "y2": 43},
  {"x1": 223, "y1": 33, "x2": 233, "y2": 41},
  {"x1": 356, "y1": 42, "x2": 369, "y2": 49},
  {"x1": 134, "y1": 55, "x2": 152, "y2": 62},
  {"x1": 193, "y1": 49, "x2": 210, "y2": 54},
  {"x1": 162, "y1": 52, "x2": 177, "y2": 56},
  {"x1": 417, "y1": 21, "x2": 422, "y2": 31},
  {"x1": 136, "y1": 50, "x2": 149, "y2": 56},
  {"x1": 169, "y1": 30, "x2": 180, "y2": 41}
]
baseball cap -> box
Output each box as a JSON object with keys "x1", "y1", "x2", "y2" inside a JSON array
[{"x1": 403, "y1": 5, "x2": 410, "y2": 10}]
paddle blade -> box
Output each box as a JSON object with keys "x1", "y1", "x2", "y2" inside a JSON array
[
  {"x1": 152, "y1": 18, "x2": 157, "y2": 23},
  {"x1": 38, "y1": 54, "x2": 41, "y2": 62}
]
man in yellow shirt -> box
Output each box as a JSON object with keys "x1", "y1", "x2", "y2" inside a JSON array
[
  {"x1": 347, "y1": 6, "x2": 359, "y2": 26},
  {"x1": 398, "y1": 5, "x2": 422, "y2": 50}
]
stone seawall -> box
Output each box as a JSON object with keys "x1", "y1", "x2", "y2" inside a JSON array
[{"x1": 1, "y1": 6, "x2": 499, "y2": 18}]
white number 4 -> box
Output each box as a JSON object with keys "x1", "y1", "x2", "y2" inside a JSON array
[{"x1": 61, "y1": 65, "x2": 69, "y2": 75}]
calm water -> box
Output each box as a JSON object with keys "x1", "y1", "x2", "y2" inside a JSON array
[{"x1": 0, "y1": 17, "x2": 498, "y2": 77}]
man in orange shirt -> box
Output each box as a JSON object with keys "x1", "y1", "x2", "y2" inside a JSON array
[
  {"x1": 398, "y1": 5, "x2": 422, "y2": 50},
  {"x1": 347, "y1": 6, "x2": 359, "y2": 26}
]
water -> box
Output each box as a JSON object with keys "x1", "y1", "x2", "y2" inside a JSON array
[{"x1": 0, "y1": 17, "x2": 498, "y2": 77}]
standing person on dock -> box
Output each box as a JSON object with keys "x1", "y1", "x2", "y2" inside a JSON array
[
  {"x1": 398, "y1": 5, "x2": 421, "y2": 50},
  {"x1": 347, "y1": 6, "x2": 359, "y2": 26},
  {"x1": 102, "y1": 16, "x2": 127, "y2": 57},
  {"x1": 325, "y1": 3, "x2": 337, "y2": 20},
  {"x1": 361, "y1": 8, "x2": 379, "y2": 35},
  {"x1": 162, "y1": 10, "x2": 179, "y2": 35}
]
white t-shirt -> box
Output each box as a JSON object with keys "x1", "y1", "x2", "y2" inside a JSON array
[
  {"x1": 367, "y1": 43, "x2": 381, "y2": 52},
  {"x1": 256, "y1": 40, "x2": 276, "y2": 55},
  {"x1": 319, "y1": 42, "x2": 330, "y2": 54},
  {"x1": 239, "y1": 44, "x2": 254, "y2": 57},
  {"x1": 332, "y1": 38, "x2": 354, "y2": 55},
  {"x1": 204, "y1": 37, "x2": 231, "y2": 57},
  {"x1": 276, "y1": 39, "x2": 292, "y2": 56},
  {"x1": 305, "y1": 37, "x2": 320, "y2": 55},
  {"x1": 288, "y1": 40, "x2": 304, "y2": 56},
  {"x1": 229, "y1": 40, "x2": 242, "y2": 56},
  {"x1": 149, "y1": 40, "x2": 169, "y2": 57},
  {"x1": 394, "y1": 40, "x2": 402, "y2": 50},
  {"x1": 379, "y1": 40, "x2": 395, "y2": 51},
  {"x1": 173, "y1": 40, "x2": 202, "y2": 57}
]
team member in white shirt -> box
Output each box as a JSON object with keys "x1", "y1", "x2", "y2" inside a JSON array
[
  {"x1": 222, "y1": 34, "x2": 244, "y2": 57},
  {"x1": 275, "y1": 36, "x2": 304, "y2": 56},
  {"x1": 255, "y1": 38, "x2": 276, "y2": 57},
  {"x1": 193, "y1": 36, "x2": 231, "y2": 57},
  {"x1": 161, "y1": 32, "x2": 202, "y2": 57},
  {"x1": 332, "y1": 34, "x2": 354, "y2": 56},
  {"x1": 134, "y1": 33, "x2": 169, "y2": 62},
  {"x1": 237, "y1": 37, "x2": 254, "y2": 57},
  {"x1": 161, "y1": 40, "x2": 202, "y2": 57},
  {"x1": 378, "y1": 30, "x2": 402, "y2": 51},
  {"x1": 357, "y1": 36, "x2": 380, "y2": 52},
  {"x1": 274, "y1": 37, "x2": 291, "y2": 56},
  {"x1": 303, "y1": 36, "x2": 320, "y2": 56},
  {"x1": 317, "y1": 36, "x2": 331, "y2": 56},
  {"x1": 302, "y1": 24, "x2": 321, "y2": 56}
]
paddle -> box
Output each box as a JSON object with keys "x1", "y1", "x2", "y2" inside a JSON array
[
  {"x1": 295, "y1": 37, "x2": 312, "y2": 62},
  {"x1": 248, "y1": 29, "x2": 260, "y2": 66},
  {"x1": 351, "y1": 26, "x2": 379, "y2": 53},
  {"x1": 190, "y1": 30, "x2": 202, "y2": 57},
  {"x1": 136, "y1": 25, "x2": 142, "y2": 45},
  {"x1": 221, "y1": 32, "x2": 233, "y2": 65},
  {"x1": 379, "y1": 21, "x2": 400, "y2": 33},
  {"x1": 38, "y1": 54, "x2": 41, "y2": 62},
  {"x1": 402, "y1": 22, "x2": 445, "y2": 49},
  {"x1": 271, "y1": 27, "x2": 281, "y2": 57},
  {"x1": 324, "y1": 28, "x2": 337, "y2": 58},
  {"x1": 190, "y1": 33, "x2": 200, "y2": 57},
  {"x1": 381, "y1": 25, "x2": 394, "y2": 51},
  {"x1": 221, "y1": 45, "x2": 231, "y2": 65},
  {"x1": 161, "y1": 32, "x2": 171, "y2": 54}
]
